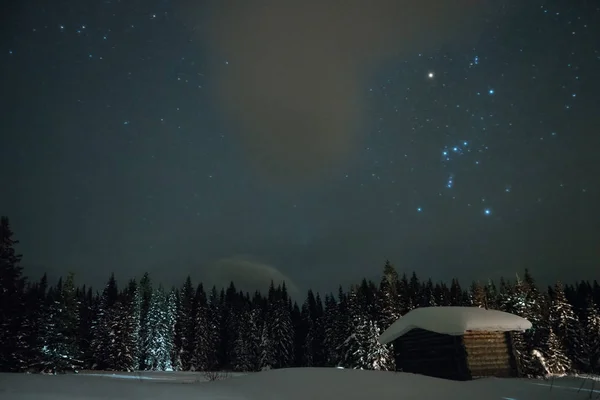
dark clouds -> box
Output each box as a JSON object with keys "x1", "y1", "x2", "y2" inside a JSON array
[{"x1": 179, "y1": 0, "x2": 492, "y2": 186}]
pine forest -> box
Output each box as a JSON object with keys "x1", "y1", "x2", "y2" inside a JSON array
[{"x1": 1, "y1": 216, "x2": 599, "y2": 377}]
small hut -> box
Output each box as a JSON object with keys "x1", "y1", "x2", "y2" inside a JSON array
[{"x1": 378, "y1": 307, "x2": 532, "y2": 381}]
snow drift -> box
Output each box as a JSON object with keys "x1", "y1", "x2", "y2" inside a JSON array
[{"x1": 0, "y1": 367, "x2": 597, "y2": 400}]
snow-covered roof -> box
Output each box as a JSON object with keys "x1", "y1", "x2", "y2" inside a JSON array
[{"x1": 378, "y1": 306, "x2": 532, "y2": 345}]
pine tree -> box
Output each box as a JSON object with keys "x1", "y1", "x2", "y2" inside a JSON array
[
  {"x1": 22, "y1": 275, "x2": 49, "y2": 370},
  {"x1": 196, "y1": 286, "x2": 221, "y2": 371},
  {"x1": 484, "y1": 279, "x2": 498, "y2": 309},
  {"x1": 550, "y1": 281, "x2": 585, "y2": 372},
  {"x1": 144, "y1": 286, "x2": 174, "y2": 371},
  {"x1": 138, "y1": 273, "x2": 153, "y2": 370},
  {"x1": 43, "y1": 273, "x2": 82, "y2": 372},
  {"x1": 449, "y1": 278, "x2": 463, "y2": 306},
  {"x1": 232, "y1": 300, "x2": 261, "y2": 372},
  {"x1": 584, "y1": 296, "x2": 600, "y2": 374},
  {"x1": 543, "y1": 328, "x2": 571, "y2": 375},
  {"x1": 192, "y1": 283, "x2": 210, "y2": 371},
  {"x1": 0, "y1": 216, "x2": 26, "y2": 371},
  {"x1": 90, "y1": 274, "x2": 118, "y2": 370},
  {"x1": 176, "y1": 276, "x2": 195, "y2": 370},
  {"x1": 361, "y1": 320, "x2": 394, "y2": 371},
  {"x1": 420, "y1": 279, "x2": 437, "y2": 308},
  {"x1": 322, "y1": 293, "x2": 340, "y2": 366},
  {"x1": 434, "y1": 282, "x2": 451, "y2": 306},
  {"x1": 377, "y1": 266, "x2": 401, "y2": 329},
  {"x1": 300, "y1": 290, "x2": 325, "y2": 367},
  {"x1": 77, "y1": 285, "x2": 96, "y2": 369},
  {"x1": 271, "y1": 283, "x2": 295, "y2": 368},
  {"x1": 338, "y1": 286, "x2": 365, "y2": 368},
  {"x1": 108, "y1": 280, "x2": 140, "y2": 372},
  {"x1": 469, "y1": 281, "x2": 486, "y2": 308}
]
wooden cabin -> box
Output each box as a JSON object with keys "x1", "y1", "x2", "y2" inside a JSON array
[{"x1": 378, "y1": 307, "x2": 532, "y2": 381}]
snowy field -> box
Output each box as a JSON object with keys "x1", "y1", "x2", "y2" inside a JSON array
[{"x1": 1, "y1": 368, "x2": 599, "y2": 400}]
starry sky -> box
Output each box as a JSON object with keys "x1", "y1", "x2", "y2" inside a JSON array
[{"x1": 1, "y1": 0, "x2": 599, "y2": 296}]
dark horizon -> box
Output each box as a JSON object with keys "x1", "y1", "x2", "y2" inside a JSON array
[{"x1": 1, "y1": 0, "x2": 599, "y2": 295}]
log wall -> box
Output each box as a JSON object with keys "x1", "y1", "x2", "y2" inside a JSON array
[{"x1": 393, "y1": 329, "x2": 520, "y2": 380}]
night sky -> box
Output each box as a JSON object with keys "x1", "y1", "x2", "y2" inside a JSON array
[{"x1": 1, "y1": 0, "x2": 599, "y2": 297}]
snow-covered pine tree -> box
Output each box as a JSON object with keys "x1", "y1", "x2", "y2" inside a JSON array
[
  {"x1": 109, "y1": 295, "x2": 135, "y2": 371},
  {"x1": 191, "y1": 283, "x2": 209, "y2": 371},
  {"x1": 43, "y1": 273, "x2": 82, "y2": 372},
  {"x1": 338, "y1": 286, "x2": 394, "y2": 370},
  {"x1": 377, "y1": 270, "x2": 400, "y2": 329},
  {"x1": 259, "y1": 319, "x2": 276, "y2": 370},
  {"x1": 144, "y1": 286, "x2": 174, "y2": 371},
  {"x1": 543, "y1": 328, "x2": 571, "y2": 375},
  {"x1": 497, "y1": 277, "x2": 516, "y2": 313},
  {"x1": 397, "y1": 274, "x2": 411, "y2": 313},
  {"x1": 220, "y1": 282, "x2": 242, "y2": 369},
  {"x1": 232, "y1": 300, "x2": 262, "y2": 372},
  {"x1": 503, "y1": 272, "x2": 546, "y2": 377},
  {"x1": 408, "y1": 272, "x2": 421, "y2": 310},
  {"x1": 203, "y1": 286, "x2": 221, "y2": 370},
  {"x1": 322, "y1": 293, "x2": 340, "y2": 367},
  {"x1": 108, "y1": 281, "x2": 140, "y2": 372},
  {"x1": 421, "y1": 279, "x2": 437, "y2": 308},
  {"x1": 338, "y1": 286, "x2": 365, "y2": 369},
  {"x1": 167, "y1": 289, "x2": 178, "y2": 371},
  {"x1": 300, "y1": 295, "x2": 315, "y2": 367},
  {"x1": 21, "y1": 275, "x2": 49, "y2": 370},
  {"x1": 361, "y1": 320, "x2": 394, "y2": 371},
  {"x1": 176, "y1": 276, "x2": 195, "y2": 370},
  {"x1": 469, "y1": 281, "x2": 487, "y2": 308},
  {"x1": 271, "y1": 283, "x2": 295, "y2": 369},
  {"x1": 434, "y1": 282, "x2": 451, "y2": 306},
  {"x1": 291, "y1": 301, "x2": 304, "y2": 367},
  {"x1": 90, "y1": 274, "x2": 119, "y2": 370},
  {"x1": 449, "y1": 278, "x2": 463, "y2": 306},
  {"x1": 484, "y1": 279, "x2": 499, "y2": 309},
  {"x1": 312, "y1": 293, "x2": 326, "y2": 366},
  {"x1": 137, "y1": 273, "x2": 153, "y2": 370},
  {"x1": 0, "y1": 216, "x2": 27, "y2": 372},
  {"x1": 584, "y1": 296, "x2": 600, "y2": 374},
  {"x1": 550, "y1": 281, "x2": 585, "y2": 372},
  {"x1": 77, "y1": 285, "x2": 96, "y2": 369},
  {"x1": 128, "y1": 279, "x2": 141, "y2": 370}
]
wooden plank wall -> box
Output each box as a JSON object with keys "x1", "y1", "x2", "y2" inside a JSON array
[
  {"x1": 395, "y1": 328, "x2": 471, "y2": 381},
  {"x1": 462, "y1": 331, "x2": 514, "y2": 378}
]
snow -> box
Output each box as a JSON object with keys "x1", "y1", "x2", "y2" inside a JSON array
[
  {"x1": 0, "y1": 368, "x2": 597, "y2": 400},
  {"x1": 379, "y1": 306, "x2": 532, "y2": 344}
]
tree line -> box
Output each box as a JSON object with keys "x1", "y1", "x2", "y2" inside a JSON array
[{"x1": 1, "y1": 216, "x2": 599, "y2": 376}]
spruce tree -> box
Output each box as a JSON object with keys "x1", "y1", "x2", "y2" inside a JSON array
[
  {"x1": 543, "y1": 328, "x2": 571, "y2": 375},
  {"x1": 0, "y1": 216, "x2": 26, "y2": 371},
  {"x1": 420, "y1": 279, "x2": 437, "y2": 308},
  {"x1": 449, "y1": 278, "x2": 463, "y2": 306},
  {"x1": 176, "y1": 276, "x2": 195, "y2": 370},
  {"x1": 377, "y1": 267, "x2": 400, "y2": 329},
  {"x1": 137, "y1": 273, "x2": 153, "y2": 370},
  {"x1": 43, "y1": 273, "x2": 81, "y2": 372},
  {"x1": 22, "y1": 275, "x2": 49, "y2": 370},
  {"x1": 144, "y1": 286, "x2": 174, "y2": 370},
  {"x1": 90, "y1": 274, "x2": 118, "y2": 370},
  {"x1": 469, "y1": 281, "x2": 486, "y2": 308},
  {"x1": 550, "y1": 281, "x2": 585, "y2": 372},
  {"x1": 77, "y1": 285, "x2": 96, "y2": 369},
  {"x1": 584, "y1": 296, "x2": 600, "y2": 373},
  {"x1": 322, "y1": 293, "x2": 340, "y2": 366}
]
